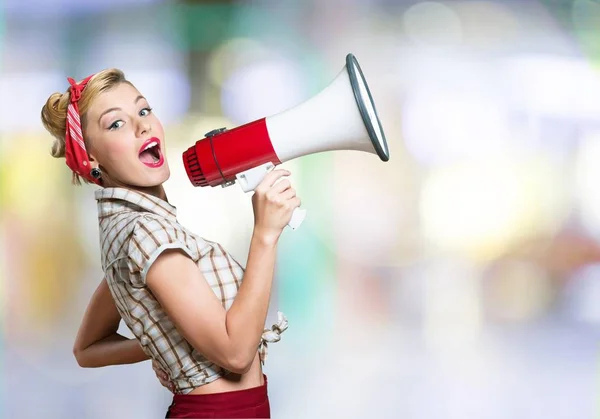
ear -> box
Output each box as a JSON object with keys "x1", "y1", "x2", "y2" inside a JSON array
[
  {"x1": 85, "y1": 139, "x2": 100, "y2": 169},
  {"x1": 82, "y1": 128, "x2": 99, "y2": 167}
]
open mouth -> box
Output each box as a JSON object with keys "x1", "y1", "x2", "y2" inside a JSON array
[{"x1": 138, "y1": 138, "x2": 164, "y2": 167}]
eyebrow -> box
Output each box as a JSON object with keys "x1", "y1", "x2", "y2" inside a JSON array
[{"x1": 97, "y1": 95, "x2": 146, "y2": 124}]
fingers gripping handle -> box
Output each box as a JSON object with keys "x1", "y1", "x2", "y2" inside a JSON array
[{"x1": 235, "y1": 162, "x2": 306, "y2": 231}]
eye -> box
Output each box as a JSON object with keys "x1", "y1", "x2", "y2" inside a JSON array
[
  {"x1": 140, "y1": 107, "x2": 153, "y2": 117},
  {"x1": 108, "y1": 120, "x2": 125, "y2": 130}
]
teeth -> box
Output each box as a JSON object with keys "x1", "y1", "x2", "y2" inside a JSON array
[{"x1": 143, "y1": 141, "x2": 158, "y2": 151}]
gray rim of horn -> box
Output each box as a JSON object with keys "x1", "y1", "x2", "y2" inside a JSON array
[{"x1": 346, "y1": 53, "x2": 390, "y2": 162}]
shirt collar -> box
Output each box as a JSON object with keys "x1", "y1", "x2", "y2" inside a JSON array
[{"x1": 95, "y1": 187, "x2": 178, "y2": 221}]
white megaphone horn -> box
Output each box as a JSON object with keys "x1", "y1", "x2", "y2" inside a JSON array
[{"x1": 183, "y1": 53, "x2": 390, "y2": 230}]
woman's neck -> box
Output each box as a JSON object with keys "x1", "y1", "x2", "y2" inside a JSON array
[{"x1": 134, "y1": 185, "x2": 168, "y2": 202}]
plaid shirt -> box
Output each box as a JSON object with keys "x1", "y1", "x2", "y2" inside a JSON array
[{"x1": 95, "y1": 187, "x2": 287, "y2": 394}]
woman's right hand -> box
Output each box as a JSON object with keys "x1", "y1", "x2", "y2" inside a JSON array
[
  {"x1": 152, "y1": 359, "x2": 175, "y2": 393},
  {"x1": 251, "y1": 169, "x2": 301, "y2": 244}
]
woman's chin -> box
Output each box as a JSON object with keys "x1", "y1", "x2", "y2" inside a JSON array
[
  {"x1": 141, "y1": 174, "x2": 170, "y2": 189},
  {"x1": 141, "y1": 164, "x2": 170, "y2": 186},
  {"x1": 114, "y1": 174, "x2": 170, "y2": 191}
]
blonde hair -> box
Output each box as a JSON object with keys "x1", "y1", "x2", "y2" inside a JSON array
[{"x1": 41, "y1": 68, "x2": 131, "y2": 185}]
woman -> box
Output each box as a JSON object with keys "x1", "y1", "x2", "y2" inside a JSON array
[{"x1": 41, "y1": 69, "x2": 299, "y2": 418}]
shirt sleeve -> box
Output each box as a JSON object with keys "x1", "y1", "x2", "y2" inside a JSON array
[{"x1": 126, "y1": 215, "x2": 200, "y2": 287}]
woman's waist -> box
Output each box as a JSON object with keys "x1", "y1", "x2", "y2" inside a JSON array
[{"x1": 186, "y1": 355, "x2": 263, "y2": 395}]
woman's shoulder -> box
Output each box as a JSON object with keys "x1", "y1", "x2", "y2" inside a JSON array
[
  {"x1": 131, "y1": 213, "x2": 200, "y2": 242},
  {"x1": 128, "y1": 213, "x2": 214, "y2": 261},
  {"x1": 100, "y1": 212, "x2": 205, "y2": 266}
]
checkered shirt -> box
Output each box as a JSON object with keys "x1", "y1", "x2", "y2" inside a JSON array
[{"x1": 95, "y1": 187, "x2": 286, "y2": 394}]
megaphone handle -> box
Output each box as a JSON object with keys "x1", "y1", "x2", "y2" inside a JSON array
[{"x1": 235, "y1": 163, "x2": 306, "y2": 231}]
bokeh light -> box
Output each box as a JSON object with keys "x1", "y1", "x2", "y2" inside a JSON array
[
  {"x1": 402, "y1": 85, "x2": 513, "y2": 166},
  {"x1": 420, "y1": 156, "x2": 567, "y2": 261},
  {"x1": 221, "y1": 55, "x2": 307, "y2": 124}
]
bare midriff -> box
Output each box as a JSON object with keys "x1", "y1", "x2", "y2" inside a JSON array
[{"x1": 187, "y1": 353, "x2": 264, "y2": 395}]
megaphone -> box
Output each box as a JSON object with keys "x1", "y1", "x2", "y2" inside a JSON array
[{"x1": 183, "y1": 53, "x2": 389, "y2": 230}]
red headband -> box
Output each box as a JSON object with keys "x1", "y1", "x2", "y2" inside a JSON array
[{"x1": 64, "y1": 74, "x2": 102, "y2": 185}]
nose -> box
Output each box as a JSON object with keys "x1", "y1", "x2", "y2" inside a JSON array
[{"x1": 136, "y1": 118, "x2": 151, "y2": 137}]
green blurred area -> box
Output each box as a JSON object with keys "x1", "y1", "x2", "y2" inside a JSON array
[{"x1": 542, "y1": 0, "x2": 600, "y2": 64}]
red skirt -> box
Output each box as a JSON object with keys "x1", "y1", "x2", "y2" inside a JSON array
[{"x1": 165, "y1": 375, "x2": 270, "y2": 418}]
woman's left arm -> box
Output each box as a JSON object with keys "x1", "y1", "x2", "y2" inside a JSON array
[{"x1": 73, "y1": 278, "x2": 149, "y2": 368}]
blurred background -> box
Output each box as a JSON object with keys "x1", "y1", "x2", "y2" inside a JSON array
[{"x1": 2, "y1": 0, "x2": 600, "y2": 417}]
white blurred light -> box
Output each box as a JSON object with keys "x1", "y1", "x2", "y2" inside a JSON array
[
  {"x1": 400, "y1": 53, "x2": 600, "y2": 167},
  {"x1": 0, "y1": 72, "x2": 64, "y2": 134},
  {"x1": 575, "y1": 132, "x2": 600, "y2": 238},
  {"x1": 423, "y1": 260, "x2": 482, "y2": 351},
  {"x1": 221, "y1": 58, "x2": 306, "y2": 125},
  {"x1": 420, "y1": 158, "x2": 565, "y2": 260},
  {"x1": 331, "y1": 153, "x2": 402, "y2": 266},
  {"x1": 503, "y1": 54, "x2": 600, "y2": 118},
  {"x1": 403, "y1": 1, "x2": 463, "y2": 46},
  {"x1": 402, "y1": 88, "x2": 513, "y2": 166}
]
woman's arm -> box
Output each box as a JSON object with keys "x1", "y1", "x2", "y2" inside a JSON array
[
  {"x1": 73, "y1": 278, "x2": 149, "y2": 368},
  {"x1": 147, "y1": 232, "x2": 278, "y2": 374},
  {"x1": 146, "y1": 169, "x2": 300, "y2": 375}
]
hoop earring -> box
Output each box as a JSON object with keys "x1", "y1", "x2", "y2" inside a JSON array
[{"x1": 90, "y1": 167, "x2": 102, "y2": 179}]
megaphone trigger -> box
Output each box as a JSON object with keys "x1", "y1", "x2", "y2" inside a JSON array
[{"x1": 235, "y1": 162, "x2": 276, "y2": 193}]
